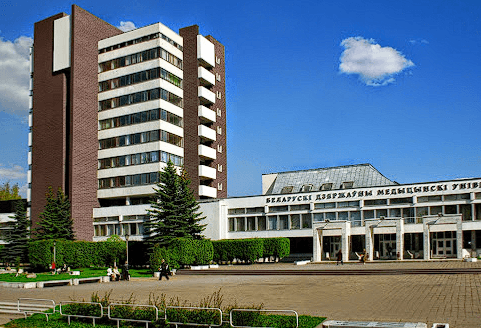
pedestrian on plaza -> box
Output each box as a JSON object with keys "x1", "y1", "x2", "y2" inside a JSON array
[
  {"x1": 113, "y1": 266, "x2": 121, "y2": 281},
  {"x1": 360, "y1": 249, "x2": 367, "y2": 265},
  {"x1": 158, "y1": 259, "x2": 170, "y2": 281},
  {"x1": 336, "y1": 249, "x2": 343, "y2": 265},
  {"x1": 122, "y1": 261, "x2": 130, "y2": 281},
  {"x1": 107, "y1": 266, "x2": 113, "y2": 281}
]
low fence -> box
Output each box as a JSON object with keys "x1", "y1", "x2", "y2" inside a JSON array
[{"x1": 0, "y1": 298, "x2": 448, "y2": 328}]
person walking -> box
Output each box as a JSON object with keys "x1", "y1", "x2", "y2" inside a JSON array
[
  {"x1": 336, "y1": 249, "x2": 343, "y2": 265},
  {"x1": 158, "y1": 259, "x2": 170, "y2": 281}
]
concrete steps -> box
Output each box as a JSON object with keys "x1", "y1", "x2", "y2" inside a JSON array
[{"x1": 177, "y1": 267, "x2": 481, "y2": 276}]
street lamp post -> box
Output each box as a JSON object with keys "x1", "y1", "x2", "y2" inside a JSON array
[
  {"x1": 53, "y1": 241, "x2": 56, "y2": 274},
  {"x1": 124, "y1": 234, "x2": 130, "y2": 281},
  {"x1": 125, "y1": 234, "x2": 129, "y2": 266}
]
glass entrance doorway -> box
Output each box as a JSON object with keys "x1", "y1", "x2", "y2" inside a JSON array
[
  {"x1": 329, "y1": 236, "x2": 341, "y2": 258},
  {"x1": 431, "y1": 231, "x2": 457, "y2": 258},
  {"x1": 375, "y1": 234, "x2": 396, "y2": 259},
  {"x1": 323, "y1": 236, "x2": 341, "y2": 260}
]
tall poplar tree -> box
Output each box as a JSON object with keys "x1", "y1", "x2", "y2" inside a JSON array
[
  {"x1": 144, "y1": 161, "x2": 205, "y2": 247},
  {"x1": 1, "y1": 201, "x2": 30, "y2": 263},
  {"x1": 35, "y1": 187, "x2": 75, "y2": 240}
]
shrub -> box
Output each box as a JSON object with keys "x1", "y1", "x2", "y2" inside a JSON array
[
  {"x1": 28, "y1": 239, "x2": 127, "y2": 271},
  {"x1": 150, "y1": 238, "x2": 214, "y2": 270},
  {"x1": 263, "y1": 238, "x2": 290, "y2": 260},
  {"x1": 213, "y1": 238, "x2": 289, "y2": 264}
]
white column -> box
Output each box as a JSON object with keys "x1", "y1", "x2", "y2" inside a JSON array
[
  {"x1": 365, "y1": 224, "x2": 374, "y2": 261},
  {"x1": 456, "y1": 219, "x2": 463, "y2": 259},
  {"x1": 396, "y1": 219, "x2": 404, "y2": 260},
  {"x1": 313, "y1": 228, "x2": 322, "y2": 262},
  {"x1": 423, "y1": 220, "x2": 430, "y2": 260},
  {"x1": 342, "y1": 223, "x2": 350, "y2": 262}
]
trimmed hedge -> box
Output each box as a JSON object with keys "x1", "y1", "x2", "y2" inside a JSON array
[
  {"x1": 150, "y1": 238, "x2": 214, "y2": 270},
  {"x1": 263, "y1": 238, "x2": 290, "y2": 260},
  {"x1": 212, "y1": 238, "x2": 290, "y2": 264},
  {"x1": 28, "y1": 239, "x2": 126, "y2": 271}
]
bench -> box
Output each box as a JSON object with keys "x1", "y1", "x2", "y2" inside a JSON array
[
  {"x1": 322, "y1": 320, "x2": 427, "y2": 327},
  {"x1": 37, "y1": 279, "x2": 72, "y2": 288}
]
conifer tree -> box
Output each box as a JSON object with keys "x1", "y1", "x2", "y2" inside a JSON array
[
  {"x1": 144, "y1": 161, "x2": 205, "y2": 247},
  {"x1": 1, "y1": 201, "x2": 30, "y2": 263},
  {"x1": 35, "y1": 187, "x2": 75, "y2": 240}
]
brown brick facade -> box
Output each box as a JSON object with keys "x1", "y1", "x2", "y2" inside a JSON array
[
  {"x1": 69, "y1": 5, "x2": 122, "y2": 240},
  {"x1": 180, "y1": 26, "x2": 227, "y2": 199},
  {"x1": 31, "y1": 12, "x2": 70, "y2": 231},
  {"x1": 179, "y1": 26, "x2": 201, "y2": 198},
  {"x1": 31, "y1": 6, "x2": 121, "y2": 240}
]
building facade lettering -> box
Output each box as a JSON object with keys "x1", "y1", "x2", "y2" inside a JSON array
[{"x1": 265, "y1": 180, "x2": 481, "y2": 204}]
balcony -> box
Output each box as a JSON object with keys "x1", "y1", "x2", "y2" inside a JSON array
[
  {"x1": 198, "y1": 105, "x2": 216, "y2": 123},
  {"x1": 198, "y1": 86, "x2": 215, "y2": 105},
  {"x1": 198, "y1": 125, "x2": 216, "y2": 142},
  {"x1": 198, "y1": 144, "x2": 216, "y2": 160},
  {"x1": 198, "y1": 67, "x2": 215, "y2": 87},
  {"x1": 199, "y1": 185, "x2": 217, "y2": 198},
  {"x1": 199, "y1": 165, "x2": 216, "y2": 180},
  {"x1": 197, "y1": 35, "x2": 215, "y2": 68}
]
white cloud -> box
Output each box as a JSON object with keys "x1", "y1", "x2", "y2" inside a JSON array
[
  {"x1": 339, "y1": 37, "x2": 415, "y2": 86},
  {"x1": 0, "y1": 35, "x2": 32, "y2": 115},
  {"x1": 0, "y1": 164, "x2": 26, "y2": 180},
  {"x1": 117, "y1": 21, "x2": 137, "y2": 32}
]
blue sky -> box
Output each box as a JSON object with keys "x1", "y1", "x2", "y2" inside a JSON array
[{"x1": 0, "y1": 0, "x2": 480, "y2": 197}]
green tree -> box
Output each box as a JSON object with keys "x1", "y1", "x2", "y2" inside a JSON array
[
  {"x1": 1, "y1": 201, "x2": 30, "y2": 263},
  {"x1": 35, "y1": 187, "x2": 75, "y2": 240},
  {"x1": 144, "y1": 161, "x2": 206, "y2": 247},
  {"x1": 0, "y1": 182, "x2": 21, "y2": 201}
]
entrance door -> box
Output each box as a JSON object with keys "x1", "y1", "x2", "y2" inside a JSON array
[
  {"x1": 432, "y1": 231, "x2": 456, "y2": 258},
  {"x1": 330, "y1": 237, "x2": 341, "y2": 259},
  {"x1": 378, "y1": 234, "x2": 396, "y2": 259}
]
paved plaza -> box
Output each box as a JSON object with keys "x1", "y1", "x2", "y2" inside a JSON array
[{"x1": 1, "y1": 261, "x2": 480, "y2": 327}]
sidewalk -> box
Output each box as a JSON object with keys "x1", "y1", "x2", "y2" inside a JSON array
[{"x1": 1, "y1": 261, "x2": 480, "y2": 327}]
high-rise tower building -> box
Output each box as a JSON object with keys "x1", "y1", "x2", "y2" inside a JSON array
[{"x1": 28, "y1": 5, "x2": 227, "y2": 241}]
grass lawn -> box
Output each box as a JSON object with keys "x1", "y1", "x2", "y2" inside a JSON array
[
  {"x1": 0, "y1": 267, "x2": 153, "y2": 283},
  {"x1": 5, "y1": 312, "x2": 325, "y2": 328}
]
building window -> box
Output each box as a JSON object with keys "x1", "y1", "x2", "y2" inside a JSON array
[
  {"x1": 217, "y1": 144, "x2": 223, "y2": 153},
  {"x1": 217, "y1": 108, "x2": 222, "y2": 117},
  {"x1": 217, "y1": 164, "x2": 223, "y2": 172},
  {"x1": 247, "y1": 217, "x2": 255, "y2": 231},
  {"x1": 290, "y1": 214, "x2": 300, "y2": 229},
  {"x1": 290, "y1": 204, "x2": 310, "y2": 211},
  {"x1": 216, "y1": 73, "x2": 221, "y2": 82},
  {"x1": 228, "y1": 218, "x2": 235, "y2": 231},
  {"x1": 320, "y1": 183, "x2": 332, "y2": 191},
  {"x1": 216, "y1": 56, "x2": 221, "y2": 64},
  {"x1": 268, "y1": 216, "x2": 277, "y2": 230},
  {"x1": 217, "y1": 183, "x2": 223, "y2": 191},
  {"x1": 279, "y1": 215, "x2": 288, "y2": 229},
  {"x1": 338, "y1": 201, "x2": 359, "y2": 208},
  {"x1": 98, "y1": 45, "x2": 183, "y2": 73},
  {"x1": 341, "y1": 181, "x2": 354, "y2": 189},
  {"x1": 257, "y1": 216, "x2": 267, "y2": 230},
  {"x1": 217, "y1": 126, "x2": 222, "y2": 135},
  {"x1": 269, "y1": 205, "x2": 288, "y2": 212},
  {"x1": 314, "y1": 202, "x2": 335, "y2": 209},
  {"x1": 280, "y1": 186, "x2": 294, "y2": 194},
  {"x1": 364, "y1": 199, "x2": 387, "y2": 206},
  {"x1": 418, "y1": 195, "x2": 442, "y2": 203},
  {"x1": 302, "y1": 214, "x2": 312, "y2": 228},
  {"x1": 216, "y1": 91, "x2": 222, "y2": 99},
  {"x1": 99, "y1": 67, "x2": 182, "y2": 92},
  {"x1": 99, "y1": 87, "x2": 183, "y2": 111},
  {"x1": 301, "y1": 184, "x2": 313, "y2": 192}
]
